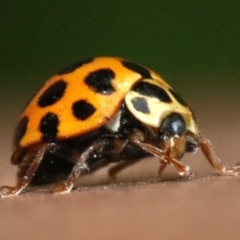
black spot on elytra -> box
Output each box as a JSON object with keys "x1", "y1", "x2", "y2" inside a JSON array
[
  {"x1": 169, "y1": 88, "x2": 188, "y2": 107},
  {"x1": 72, "y1": 100, "x2": 96, "y2": 120},
  {"x1": 131, "y1": 97, "x2": 150, "y2": 114},
  {"x1": 84, "y1": 68, "x2": 115, "y2": 95},
  {"x1": 57, "y1": 58, "x2": 94, "y2": 75},
  {"x1": 133, "y1": 81, "x2": 172, "y2": 103},
  {"x1": 39, "y1": 112, "x2": 59, "y2": 142},
  {"x1": 122, "y1": 60, "x2": 152, "y2": 79},
  {"x1": 37, "y1": 80, "x2": 67, "y2": 107},
  {"x1": 13, "y1": 116, "x2": 29, "y2": 146}
]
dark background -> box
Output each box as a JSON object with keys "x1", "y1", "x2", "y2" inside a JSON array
[
  {"x1": 0, "y1": 1, "x2": 240, "y2": 240},
  {"x1": 1, "y1": 1, "x2": 240, "y2": 87}
]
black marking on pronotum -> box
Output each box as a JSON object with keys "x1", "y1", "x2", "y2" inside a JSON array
[
  {"x1": 121, "y1": 60, "x2": 152, "y2": 79},
  {"x1": 57, "y1": 58, "x2": 94, "y2": 75},
  {"x1": 37, "y1": 80, "x2": 67, "y2": 107},
  {"x1": 131, "y1": 97, "x2": 150, "y2": 114},
  {"x1": 169, "y1": 88, "x2": 188, "y2": 107},
  {"x1": 84, "y1": 68, "x2": 115, "y2": 95},
  {"x1": 72, "y1": 100, "x2": 96, "y2": 120},
  {"x1": 13, "y1": 116, "x2": 29, "y2": 146},
  {"x1": 133, "y1": 81, "x2": 172, "y2": 103},
  {"x1": 39, "y1": 112, "x2": 59, "y2": 142}
]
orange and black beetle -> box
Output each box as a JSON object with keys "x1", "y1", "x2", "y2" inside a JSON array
[{"x1": 1, "y1": 57, "x2": 239, "y2": 197}]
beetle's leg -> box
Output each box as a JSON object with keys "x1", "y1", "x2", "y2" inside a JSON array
[
  {"x1": 199, "y1": 135, "x2": 240, "y2": 175},
  {"x1": 130, "y1": 129, "x2": 193, "y2": 178},
  {"x1": 0, "y1": 143, "x2": 53, "y2": 198},
  {"x1": 133, "y1": 141, "x2": 193, "y2": 178},
  {"x1": 51, "y1": 141, "x2": 103, "y2": 194},
  {"x1": 110, "y1": 138, "x2": 128, "y2": 153},
  {"x1": 108, "y1": 159, "x2": 141, "y2": 179},
  {"x1": 106, "y1": 138, "x2": 140, "y2": 179},
  {"x1": 158, "y1": 160, "x2": 168, "y2": 175}
]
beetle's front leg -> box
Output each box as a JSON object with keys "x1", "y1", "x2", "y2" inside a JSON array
[
  {"x1": 199, "y1": 135, "x2": 240, "y2": 176},
  {"x1": 129, "y1": 129, "x2": 193, "y2": 179}
]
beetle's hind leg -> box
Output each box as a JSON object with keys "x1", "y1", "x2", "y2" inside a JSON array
[{"x1": 0, "y1": 143, "x2": 54, "y2": 198}]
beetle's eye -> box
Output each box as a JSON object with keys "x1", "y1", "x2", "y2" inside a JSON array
[{"x1": 159, "y1": 113, "x2": 186, "y2": 136}]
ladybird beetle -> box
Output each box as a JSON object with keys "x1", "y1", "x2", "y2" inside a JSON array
[{"x1": 1, "y1": 56, "x2": 239, "y2": 197}]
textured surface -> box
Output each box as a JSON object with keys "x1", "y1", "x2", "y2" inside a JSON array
[{"x1": 0, "y1": 170, "x2": 240, "y2": 240}]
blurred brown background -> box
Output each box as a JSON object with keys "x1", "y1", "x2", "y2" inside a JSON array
[{"x1": 1, "y1": 1, "x2": 240, "y2": 240}]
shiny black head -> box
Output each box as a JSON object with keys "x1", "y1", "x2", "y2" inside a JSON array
[
  {"x1": 159, "y1": 113, "x2": 186, "y2": 136},
  {"x1": 159, "y1": 112, "x2": 199, "y2": 153}
]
